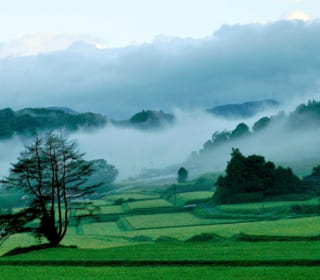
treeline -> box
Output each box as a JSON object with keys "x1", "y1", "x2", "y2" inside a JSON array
[{"x1": 0, "y1": 107, "x2": 107, "y2": 139}]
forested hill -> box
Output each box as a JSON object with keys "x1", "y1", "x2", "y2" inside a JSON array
[
  {"x1": 0, "y1": 107, "x2": 107, "y2": 139},
  {"x1": 112, "y1": 110, "x2": 175, "y2": 130},
  {"x1": 198, "y1": 100, "x2": 320, "y2": 155}
]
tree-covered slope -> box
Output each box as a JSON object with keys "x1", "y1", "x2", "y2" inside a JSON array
[
  {"x1": 112, "y1": 110, "x2": 175, "y2": 130},
  {"x1": 0, "y1": 107, "x2": 107, "y2": 139},
  {"x1": 199, "y1": 100, "x2": 320, "y2": 156}
]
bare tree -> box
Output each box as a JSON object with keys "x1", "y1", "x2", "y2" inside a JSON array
[{"x1": 2, "y1": 132, "x2": 99, "y2": 245}]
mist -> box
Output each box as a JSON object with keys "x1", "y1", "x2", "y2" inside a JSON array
[
  {"x1": 0, "y1": 138, "x2": 24, "y2": 178},
  {"x1": 0, "y1": 109, "x2": 264, "y2": 181},
  {"x1": 193, "y1": 114, "x2": 320, "y2": 177},
  {"x1": 0, "y1": 101, "x2": 318, "y2": 181},
  {"x1": 72, "y1": 108, "x2": 285, "y2": 180}
]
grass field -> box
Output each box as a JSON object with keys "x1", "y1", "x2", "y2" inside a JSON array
[
  {"x1": 3, "y1": 242, "x2": 320, "y2": 261},
  {"x1": 1, "y1": 266, "x2": 319, "y2": 280},
  {"x1": 1, "y1": 243, "x2": 320, "y2": 279}
]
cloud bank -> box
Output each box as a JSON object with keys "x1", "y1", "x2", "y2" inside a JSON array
[{"x1": 0, "y1": 20, "x2": 320, "y2": 117}]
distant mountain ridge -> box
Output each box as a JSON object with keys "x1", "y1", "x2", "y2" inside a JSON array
[
  {"x1": 206, "y1": 99, "x2": 280, "y2": 119},
  {"x1": 46, "y1": 106, "x2": 78, "y2": 114}
]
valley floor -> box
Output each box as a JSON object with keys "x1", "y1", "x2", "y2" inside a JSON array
[{"x1": 2, "y1": 183, "x2": 320, "y2": 279}]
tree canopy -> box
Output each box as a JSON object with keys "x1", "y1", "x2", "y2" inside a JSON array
[
  {"x1": 0, "y1": 107, "x2": 107, "y2": 140},
  {"x1": 177, "y1": 167, "x2": 188, "y2": 183},
  {"x1": 214, "y1": 148, "x2": 302, "y2": 204}
]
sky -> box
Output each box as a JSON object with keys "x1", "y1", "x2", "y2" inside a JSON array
[
  {"x1": 0, "y1": 0, "x2": 319, "y2": 52},
  {"x1": 0, "y1": 0, "x2": 320, "y2": 117}
]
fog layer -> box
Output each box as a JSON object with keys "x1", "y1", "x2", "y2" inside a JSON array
[
  {"x1": 0, "y1": 104, "x2": 319, "y2": 180},
  {"x1": 73, "y1": 108, "x2": 283, "y2": 179}
]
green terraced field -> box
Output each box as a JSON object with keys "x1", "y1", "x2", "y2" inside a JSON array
[
  {"x1": 175, "y1": 191, "x2": 214, "y2": 205},
  {"x1": 2, "y1": 185, "x2": 320, "y2": 280},
  {"x1": 218, "y1": 199, "x2": 319, "y2": 213},
  {"x1": 90, "y1": 199, "x2": 110, "y2": 206},
  {"x1": 2, "y1": 216, "x2": 320, "y2": 256},
  {"x1": 105, "y1": 193, "x2": 160, "y2": 202},
  {"x1": 126, "y1": 199, "x2": 173, "y2": 210},
  {"x1": 81, "y1": 222, "x2": 123, "y2": 236},
  {"x1": 124, "y1": 212, "x2": 238, "y2": 229},
  {"x1": 96, "y1": 205, "x2": 124, "y2": 215},
  {"x1": 118, "y1": 216, "x2": 320, "y2": 241}
]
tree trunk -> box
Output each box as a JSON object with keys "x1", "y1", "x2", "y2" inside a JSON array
[{"x1": 40, "y1": 215, "x2": 62, "y2": 246}]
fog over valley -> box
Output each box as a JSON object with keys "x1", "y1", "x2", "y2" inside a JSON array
[{"x1": 0, "y1": 102, "x2": 318, "y2": 181}]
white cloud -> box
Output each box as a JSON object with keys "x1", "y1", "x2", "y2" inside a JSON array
[
  {"x1": 0, "y1": 33, "x2": 103, "y2": 59},
  {"x1": 286, "y1": 11, "x2": 311, "y2": 21}
]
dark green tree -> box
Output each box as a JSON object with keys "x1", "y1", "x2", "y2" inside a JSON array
[
  {"x1": 1, "y1": 132, "x2": 100, "y2": 245},
  {"x1": 177, "y1": 167, "x2": 188, "y2": 183},
  {"x1": 312, "y1": 165, "x2": 320, "y2": 176},
  {"x1": 214, "y1": 148, "x2": 301, "y2": 204}
]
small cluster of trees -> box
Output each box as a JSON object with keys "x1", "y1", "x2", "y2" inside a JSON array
[{"x1": 214, "y1": 148, "x2": 302, "y2": 204}]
